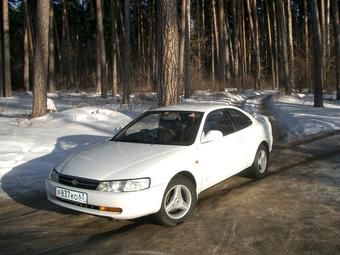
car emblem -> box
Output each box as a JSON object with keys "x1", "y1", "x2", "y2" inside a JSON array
[{"x1": 72, "y1": 179, "x2": 78, "y2": 186}]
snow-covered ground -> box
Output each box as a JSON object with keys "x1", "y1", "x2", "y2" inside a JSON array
[
  {"x1": 0, "y1": 90, "x2": 339, "y2": 198},
  {"x1": 0, "y1": 93, "x2": 142, "y2": 197},
  {"x1": 267, "y1": 93, "x2": 340, "y2": 138}
]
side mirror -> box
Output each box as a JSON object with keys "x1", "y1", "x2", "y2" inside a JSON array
[{"x1": 201, "y1": 130, "x2": 223, "y2": 143}]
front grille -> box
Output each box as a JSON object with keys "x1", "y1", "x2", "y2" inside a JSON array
[{"x1": 58, "y1": 174, "x2": 100, "y2": 190}]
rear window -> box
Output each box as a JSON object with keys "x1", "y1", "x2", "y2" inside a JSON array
[{"x1": 228, "y1": 109, "x2": 252, "y2": 130}]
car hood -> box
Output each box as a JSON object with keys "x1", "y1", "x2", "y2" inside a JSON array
[{"x1": 56, "y1": 141, "x2": 184, "y2": 180}]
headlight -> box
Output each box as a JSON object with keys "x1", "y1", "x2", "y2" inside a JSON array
[
  {"x1": 49, "y1": 169, "x2": 59, "y2": 182},
  {"x1": 96, "y1": 178, "x2": 150, "y2": 192}
]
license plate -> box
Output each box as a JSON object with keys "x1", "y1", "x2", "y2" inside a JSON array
[{"x1": 56, "y1": 187, "x2": 87, "y2": 204}]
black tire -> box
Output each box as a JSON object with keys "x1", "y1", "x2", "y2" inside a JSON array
[
  {"x1": 250, "y1": 144, "x2": 269, "y2": 179},
  {"x1": 155, "y1": 176, "x2": 196, "y2": 226}
]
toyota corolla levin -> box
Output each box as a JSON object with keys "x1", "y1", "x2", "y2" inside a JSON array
[{"x1": 46, "y1": 104, "x2": 272, "y2": 226}]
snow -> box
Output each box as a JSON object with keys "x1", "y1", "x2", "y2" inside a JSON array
[
  {"x1": 0, "y1": 94, "x2": 141, "y2": 196},
  {"x1": 268, "y1": 93, "x2": 340, "y2": 138},
  {"x1": 182, "y1": 89, "x2": 263, "y2": 106},
  {"x1": 0, "y1": 90, "x2": 339, "y2": 198},
  {"x1": 47, "y1": 98, "x2": 57, "y2": 112}
]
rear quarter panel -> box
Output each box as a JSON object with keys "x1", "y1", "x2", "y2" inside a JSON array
[{"x1": 253, "y1": 115, "x2": 273, "y2": 151}]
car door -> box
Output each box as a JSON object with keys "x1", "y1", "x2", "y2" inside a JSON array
[
  {"x1": 227, "y1": 108, "x2": 255, "y2": 168},
  {"x1": 198, "y1": 109, "x2": 244, "y2": 190}
]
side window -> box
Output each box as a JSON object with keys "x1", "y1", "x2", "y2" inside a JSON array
[
  {"x1": 204, "y1": 110, "x2": 236, "y2": 136},
  {"x1": 228, "y1": 109, "x2": 252, "y2": 130}
]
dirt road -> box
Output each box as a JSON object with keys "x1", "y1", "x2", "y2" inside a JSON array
[{"x1": 1, "y1": 104, "x2": 340, "y2": 255}]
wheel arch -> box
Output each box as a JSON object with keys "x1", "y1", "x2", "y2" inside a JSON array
[
  {"x1": 172, "y1": 171, "x2": 197, "y2": 190},
  {"x1": 260, "y1": 140, "x2": 270, "y2": 154},
  {"x1": 251, "y1": 141, "x2": 269, "y2": 162}
]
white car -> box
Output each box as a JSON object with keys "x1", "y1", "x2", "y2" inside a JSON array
[{"x1": 46, "y1": 104, "x2": 272, "y2": 226}]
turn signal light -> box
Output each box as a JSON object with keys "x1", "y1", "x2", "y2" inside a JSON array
[{"x1": 99, "y1": 206, "x2": 122, "y2": 213}]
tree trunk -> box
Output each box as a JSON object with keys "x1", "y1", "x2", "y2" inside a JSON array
[
  {"x1": 23, "y1": 0, "x2": 34, "y2": 92},
  {"x1": 32, "y1": 0, "x2": 50, "y2": 117},
  {"x1": 224, "y1": 15, "x2": 231, "y2": 85},
  {"x1": 276, "y1": 1, "x2": 291, "y2": 94},
  {"x1": 196, "y1": 0, "x2": 202, "y2": 84},
  {"x1": 241, "y1": 0, "x2": 247, "y2": 87},
  {"x1": 111, "y1": 0, "x2": 118, "y2": 97},
  {"x1": 136, "y1": 0, "x2": 141, "y2": 87},
  {"x1": 140, "y1": 1, "x2": 146, "y2": 85},
  {"x1": 179, "y1": 0, "x2": 186, "y2": 87},
  {"x1": 48, "y1": 0, "x2": 56, "y2": 93},
  {"x1": 304, "y1": 0, "x2": 310, "y2": 92},
  {"x1": 54, "y1": 14, "x2": 63, "y2": 90},
  {"x1": 23, "y1": 0, "x2": 30, "y2": 92},
  {"x1": 95, "y1": 33, "x2": 102, "y2": 93},
  {"x1": 331, "y1": 0, "x2": 340, "y2": 100},
  {"x1": 62, "y1": 2, "x2": 72, "y2": 89},
  {"x1": 231, "y1": 0, "x2": 239, "y2": 82},
  {"x1": 217, "y1": 0, "x2": 226, "y2": 91},
  {"x1": 211, "y1": 10, "x2": 215, "y2": 83},
  {"x1": 253, "y1": 0, "x2": 261, "y2": 90},
  {"x1": 246, "y1": 0, "x2": 259, "y2": 90},
  {"x1": 157, "y1": 0, "x2": 179, "y2": 106},
  {"x1": 147, "y1": 0, "x2": 155, "y2": 89},
  {"x1": 122, "y1": 0, "x2": 130, "y2": 104},
  {"x1": 212, "y1": 0, "x2": 219, "y2": 66},
  {"x1": 2, "y1": 0, "x2": 11, "y2": 97},
  {"x1": 184, "y1": 0, "x2": 190, "y2": 98},
  {"x1": 265, "y1": 0, "x2": 275, "y2": 89},
  {"x1": 96, "y1": 0, "x2": 107, "y2": 98},
  {"x1": 310, "y1": 0, "x2": 324, "y2": 107},
  {"x1": 320, "y1": 0, "x2": 327, "y2": 87},
  {"x1": 325, "y1": 0, "x2": 331, "y2": 88},
  {"x1": 286, "y1": 0, "x2": 295, "y2": 90},
  {"x1": 272, "y1": 1, "x2": 279, "y2": 89}
]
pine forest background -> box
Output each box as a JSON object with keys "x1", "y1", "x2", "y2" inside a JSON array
[{"x1": 0, "y1": 0, "x2": 339, "y2": 116}]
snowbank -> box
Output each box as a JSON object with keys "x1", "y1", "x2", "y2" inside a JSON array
[
  {"x1": 267, "y1": 94, "x2": 340, "y2": 138},
  {"x1": 0, "y1": 104, "x2": 132, "y2": 184},
  {"x1": 182, "y1": 89, "x2": 263, "y2": 106}
]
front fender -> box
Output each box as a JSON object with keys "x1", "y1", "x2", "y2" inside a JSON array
[{"x1": 135, "y1": 146, "x2": 201, "y2": 192}]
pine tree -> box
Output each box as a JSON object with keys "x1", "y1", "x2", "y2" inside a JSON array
[
  {"x1": 32, "y1": 0, "x2": 50, "y2": 117},
  {"x1": 157, "y1": 0, "x2": 179, "y2": 106}
]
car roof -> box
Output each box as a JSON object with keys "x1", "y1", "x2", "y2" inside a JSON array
[{"x1": 151, "y1": 103, "x2": 240, "y2": 113}]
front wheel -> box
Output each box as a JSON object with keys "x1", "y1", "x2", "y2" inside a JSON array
[
  {"x1": 250, "y1": 144, "x2": 269, "y2": 179},
  {"x1": 156, "y1": 176, "x2": 196, "y2": 226}
]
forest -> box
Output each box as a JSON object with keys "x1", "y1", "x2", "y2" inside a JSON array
[{"x1": 0, "y1": 0, "x2": 339, "y2": 117}]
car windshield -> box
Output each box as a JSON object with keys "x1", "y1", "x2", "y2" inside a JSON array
[{"x1": 112, "y1": 111, "x2": 204, "y2": 145}]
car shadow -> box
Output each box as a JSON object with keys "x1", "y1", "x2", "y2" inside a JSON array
[{"x1": 1, "y1": 134, "x2": 109, "y2": 214}]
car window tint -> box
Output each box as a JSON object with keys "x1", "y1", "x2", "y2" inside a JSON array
[
  {"x1": 227, "y1": 109, "x2": 252, "y2": 130},
  {"x1": 204, "y1": 110, "x2": 236, "y2": 136},
  {"x1": 113, "y1": 111, "x2": 204, "y2": 146},
  {"x1": 126, "y1": 114, "x2": 159, "y2": 136}
]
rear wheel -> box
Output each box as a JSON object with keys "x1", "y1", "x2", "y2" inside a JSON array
[
  {"x1": 156, "y1": 176, "x2": 196, "y2": 226},
  {"x1": 250, "y1": 144, "x2": 269, "y2": 179}
]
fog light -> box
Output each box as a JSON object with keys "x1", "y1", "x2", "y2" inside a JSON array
[{"x1": 99, "y1": 206, "x2": 122, "y2": 213}]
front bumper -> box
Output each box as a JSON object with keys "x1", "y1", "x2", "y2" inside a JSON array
[{"x1": 46, "y1": 179, "x2": 167, "y2": 220}]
